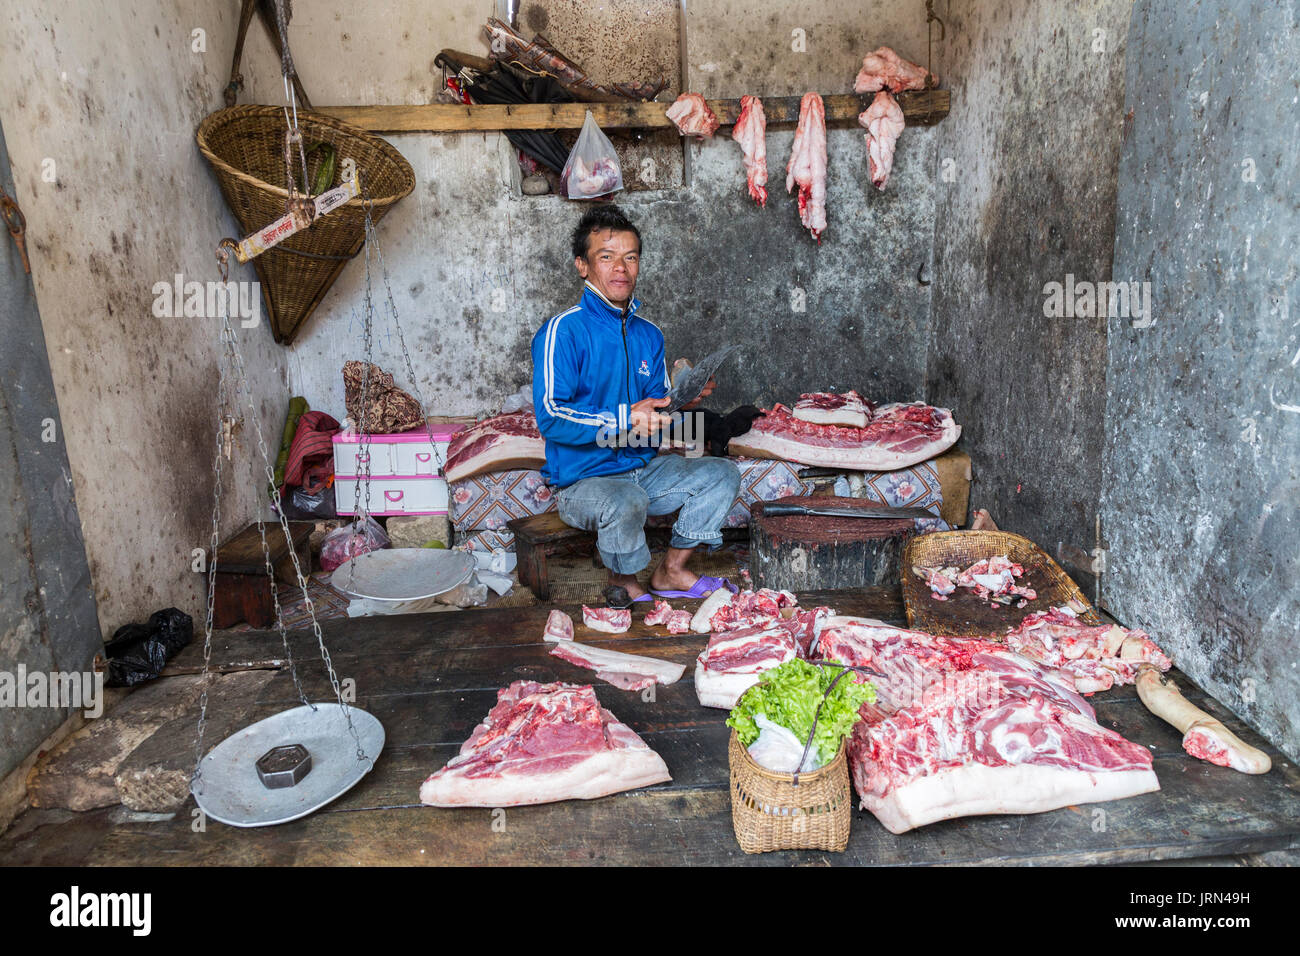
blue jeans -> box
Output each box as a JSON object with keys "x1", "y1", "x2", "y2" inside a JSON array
[{"x1": 556, "y1": 455, "x2": 742, "y2": 574}]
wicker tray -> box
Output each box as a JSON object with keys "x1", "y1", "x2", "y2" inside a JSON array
[
  {"x1": 728, "y1": 731, "x2": 851, "y2": 854},
  {"x1": 901, "y1": 530, "x2": 1100, "y2": 638}
]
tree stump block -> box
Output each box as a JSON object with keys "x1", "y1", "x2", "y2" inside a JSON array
[{"x1": 750, "y1": 496, "x2": 916, "y2": 592}]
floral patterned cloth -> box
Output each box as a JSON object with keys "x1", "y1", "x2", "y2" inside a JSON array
[{"x1": 450, "y1": 457, "x2": 948, "y2": 549}]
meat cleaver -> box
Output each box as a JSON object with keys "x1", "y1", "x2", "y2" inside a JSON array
[
  {"x1": 760, "y1": 502, "x2": 938, "y2": 521},
  {"x1": 663, "y1": 344, "x2": 741, "y2": 414}
]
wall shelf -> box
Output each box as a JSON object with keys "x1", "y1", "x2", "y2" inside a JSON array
[{"x1": 315, "y1": 90, "x2": 949, "y2": 134}]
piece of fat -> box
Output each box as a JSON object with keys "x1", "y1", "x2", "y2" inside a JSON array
[{"x1": 690, "y1": 588, "x2": 734, "y2": 633}]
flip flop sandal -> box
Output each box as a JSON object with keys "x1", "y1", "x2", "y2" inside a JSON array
[{"x1": 649, "y1": 575, "x2": 738, "y2": 599}]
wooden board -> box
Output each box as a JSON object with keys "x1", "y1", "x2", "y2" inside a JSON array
[
  {"x1": 316, "y1": 90, "x2": 950, "y2": 134},
  {"x1": 7, "y1": 586, "x2": 1297, "y2": 867}
]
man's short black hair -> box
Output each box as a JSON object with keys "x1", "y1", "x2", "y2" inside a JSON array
[{"x1": 571, "y1": 204, "x2": 642, "y2": 260}]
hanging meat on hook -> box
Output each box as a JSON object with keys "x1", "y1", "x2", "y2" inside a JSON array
[
  {"x1": 730, "y1": 95, "x2": 768, "y2": 205},
  {"x1": 853, "y1": 46, "x2": 936, "y2": 94},
  {"x1": 665, "y1": 93, "x2": 720, "y2": 138},
  {"x1": 859, "y1": 90, "x2": 906, "y2": 190},
  {"x1": 786, "y1": 92, "x2": 827, "y2": 240}
]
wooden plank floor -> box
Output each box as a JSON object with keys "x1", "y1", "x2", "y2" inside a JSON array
[{"x1": 7, "y1": 589, "x2": 1299, "y2": 866}]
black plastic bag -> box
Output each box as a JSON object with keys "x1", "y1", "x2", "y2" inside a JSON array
[
  {"x1": 284, "y1": 485, "x2": 337, "y2": 519},
  {"x1": 103, "y1": 608, "x2": 194, "y2": 687}
]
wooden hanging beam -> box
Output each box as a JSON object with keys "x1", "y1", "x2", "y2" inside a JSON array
[{"x1": 315, "y1": 90, "x2": 949, "y2": 134}]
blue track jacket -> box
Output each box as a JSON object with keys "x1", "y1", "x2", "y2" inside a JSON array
[{"x1": 531, "y1": 282, "x2": 670, "y2": 487}]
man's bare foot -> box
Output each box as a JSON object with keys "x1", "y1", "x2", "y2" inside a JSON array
[
  {"x1": 647, "y1": 546, "x2": 700, "y2": 593},
  {"x1": 648, "y1": 565, "x2": 698, "y2": 592},
  {"x1": 607, "y1": 572, "x2": 649, "y2": 600}
]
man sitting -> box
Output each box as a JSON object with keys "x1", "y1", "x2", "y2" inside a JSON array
[{"x1": 530, "y1": 206, "x2": 741, "y2": 600}]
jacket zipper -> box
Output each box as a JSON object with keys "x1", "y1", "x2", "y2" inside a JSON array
[{"x1": 621, "y1": 306, "x2": 630, "y2": 448}]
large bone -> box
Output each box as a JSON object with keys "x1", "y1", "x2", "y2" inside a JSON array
[{"x1": 1134, "y1": 664, "x2": 1271, "y2": 774}]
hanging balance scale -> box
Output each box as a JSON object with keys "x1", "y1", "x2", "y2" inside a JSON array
[{"x1": 192, "y1": 7, "x2": 462, "y2": 824}]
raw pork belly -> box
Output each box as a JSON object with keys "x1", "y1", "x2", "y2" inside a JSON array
[
  {"x1": 419, "y1": 681, "x2": 671, "y2": 806},
  {"x1": 695, "y1": 625, "x2": 800, "y2": 709},
  {"x1": 731, "y1": 94, "x2": 768, "y2": 205},
  {"x1": 443, "y1": 410, "x2": 545, "y2": 482},
  {"x1": 582, "y1": 605, "x2": 631, "y2": 634},
  {"x1": 816, "y1": 618, "x2": 1159, "y2": 833},
  {"x1": 543, "y1": 609, "x2": 574, "y2": 642},
  {"x1": 549, "y1": 640, "x2": 685, "y2": 691},
  {"x1": 785, "y1": 92, "x2": 827, "y2": 240},
  {"x1": 792, "y1": 390, "x2": 873, "y2": 429},
  {"x1": 730, "y1": 400, "x2": 960, "y2": 471},
  {"x1": 1005, "y1": 606, "x2": 1172, "y2": 693},
  {"x1": 859, "y1": 91, "x2": 905, "y2": 190},
  {"x1": 853, "y1": 46, "x2": 934, "y2": 94},
  {"x1": 693, "y1": 601, "x2": 833, "y2": 708},
  {"x1": 665, "y1": 92, "x2": 720, "y2": 138}
]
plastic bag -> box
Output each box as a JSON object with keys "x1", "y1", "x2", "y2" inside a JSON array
[
  {"x1": 561, "y1": 111, "x2": 623, "y2": 199},
  {"x1": 500, "y1": 381, "x2": 534, "y2": 413},
  {"x1": 283, "y1": 485, "x2": 337, "y2": 520},
  {"x1": 746, "y1": 714, "x2": 824, "y2": 774},
  {"x1": 103, "y1": 608, "x2": 194, "y2": 687},
  {"x1": 435, "y1": 569, "x2": 489, "y2": 608},
  {"x1": 320, "y1": 516, "x2": 390, "y2": 572}
]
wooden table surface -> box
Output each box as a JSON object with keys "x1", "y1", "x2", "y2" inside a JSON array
[{"x1": 81, "y1": 589, "x2": 1300, "y2": 866}]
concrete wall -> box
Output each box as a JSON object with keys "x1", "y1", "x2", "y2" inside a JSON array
[
  {"x1": 1103, "y1": 0, "x2": 1299, "y2": 763},
  {"x1": 0, "y1": 1, "x2": 290, "y2": 636},
  {"x1": 0, "y1": 115, "x2": 100, "y2": 781},
  {"x1": 281, "y1": 0, "x2": 939, "y2": 415},
  {"x1": 925, "y1": 0, "x2": 1134, "y2": 552}
]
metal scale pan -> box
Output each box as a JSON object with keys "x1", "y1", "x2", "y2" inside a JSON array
[
  {"x1": 192, "y1": 703, "x2": 385, "y2": 828},
  {"x1": 330, "y1": 547, "x2": 476, "y2": 602}
]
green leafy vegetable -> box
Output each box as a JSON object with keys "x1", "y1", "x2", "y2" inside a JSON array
[{"x1": 726, "y1": 658, "x2": 876, "y2": 765}]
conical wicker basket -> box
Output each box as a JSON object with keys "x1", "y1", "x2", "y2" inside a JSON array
[
  {"x1": 196, "y1": 105, "x2": 415, "y2": 345},
  {"x1": 728, "y1": 730, "x2": 852, "y2": 853}
]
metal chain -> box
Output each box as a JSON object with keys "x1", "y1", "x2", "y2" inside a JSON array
[
  {"x1": 361, "y1": 187, "x2": 447, "y2": 475},
  {"x1": 191, "y1": 304, "x2": 231, "y2": 793},
  {"x1": 224, "y1": 318, "x2": 372, "y2": 765},
  {"x1": 343, "y1": 195, "x2": 377, "y2": 595},
  {"x1": 205, "y1": 246, "x2": 372, "y2": 767}
]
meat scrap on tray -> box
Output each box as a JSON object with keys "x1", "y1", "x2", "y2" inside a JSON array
[{"x1": 912, "y1": 554, "x2": 1037, "y2": 607}]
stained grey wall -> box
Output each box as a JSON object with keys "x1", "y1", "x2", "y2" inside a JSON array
[
  {"x1": 0, "y1": 119, "x2": 100, "y2": 782},
  {"x1": 1103, "y1": 0, "x2": 1299, "y2": 763},
  {"x1": 284, "y1": 0, "x2": 939, "y2": 414},
  {"x1": 926, "y1": 0, "x2": 1134, "y2": 551},
  {"x1": 0, "y1": 1, "x2": 292, "y2": 635}
]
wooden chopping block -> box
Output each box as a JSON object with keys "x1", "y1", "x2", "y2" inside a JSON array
[{"x1": 750, "y1": 496, "x2": 917, "y2": 592}]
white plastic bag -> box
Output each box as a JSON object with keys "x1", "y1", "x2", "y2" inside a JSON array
[
  {"x1": 746, "y1": 714, "x2": 824, "y2": 774},
  {"x1": 562, "y1": 111, "x2": 623, "y2": 199},
  {"x1": 500, "y1": 381, "x2": 534, "y2": 413}
]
